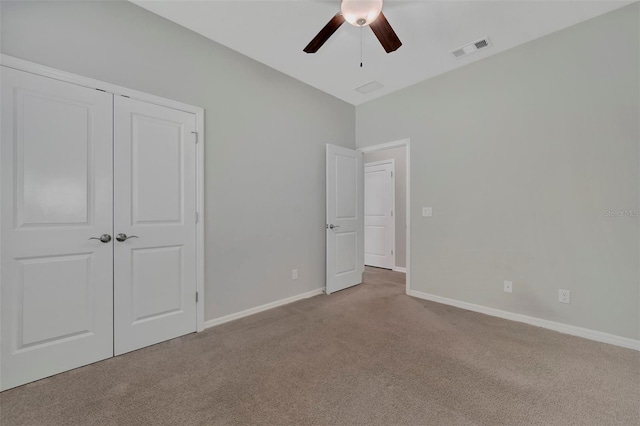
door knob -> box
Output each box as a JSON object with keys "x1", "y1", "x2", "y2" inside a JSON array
[
  {"x1": 89, "y1": 234, "x2": 112, "y2": 243},
  {"x1": 116, "y1": 233, "x2": 138, "y2": 242},
  {"x1": 329, "y1": 224, "x2": 340, "y2": 229}
]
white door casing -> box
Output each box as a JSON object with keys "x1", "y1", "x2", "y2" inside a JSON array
[
  {"x1": 0, "y1": 68, "x2": 114, "y2": 390},
  {"x1": 113, "y1": 96, "x2": 198, "y2": 355},
  {"x1": 326, "y1": 144, "x2": 364, "y2": 294},
  {"x1": 364, "y1": 160, "x2": 395, "y2": 269}
]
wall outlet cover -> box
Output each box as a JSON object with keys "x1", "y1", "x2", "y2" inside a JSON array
[
  {"x1": 559, "y1": 289, "x2": 571, "y2": 304},
  {"x1": 504, "y1": 280, "x2": 513, "y2": 293},
  {"x1": 422, "y1": 207, "x2": 433, "y2": 217}
]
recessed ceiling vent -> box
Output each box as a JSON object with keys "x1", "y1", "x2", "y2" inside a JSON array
[
  {"x1": 355, "y1": 80, "x2": 384, "y2": 94},
  {"x1": 451, "y1": 37, "x2": 492, "y2": 58}
]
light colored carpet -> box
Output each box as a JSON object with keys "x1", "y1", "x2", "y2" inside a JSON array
[{"x1": 1, "y1": 267, "x2": 638, "y2": 425}]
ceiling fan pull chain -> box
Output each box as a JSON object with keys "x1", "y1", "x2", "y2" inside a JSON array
[{"x1": 360, "y1": 26, "x2": 363, "y2": 68}]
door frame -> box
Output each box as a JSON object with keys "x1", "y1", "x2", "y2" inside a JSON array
[
  {"x1": 0, "y1": 54, "x2": 206, "y2": 332},
  {"x1": 358, "y1": 139, "x2": 410, "y2": 295},
  {"x1": 364, "y1": 159, "x2": 396, "y2": 270}
]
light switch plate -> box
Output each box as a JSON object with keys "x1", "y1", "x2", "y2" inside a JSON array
[{"x1": 422, "y1": 207, "x2": 433, "y2": 217}]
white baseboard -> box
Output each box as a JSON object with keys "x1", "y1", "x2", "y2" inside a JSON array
[
  {"x1": 409, "y1": 290, "x2": 640, "y2": 351},
  {"x1": 204, "y1": 288, "x2": 325, "y2": 329},
  {"x1": 393, "y1": 266, "x2": 407, "y2": 273}
]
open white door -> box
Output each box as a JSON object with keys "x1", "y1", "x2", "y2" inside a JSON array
[
  {"x1": 113, "y1": 96, "x2": 197, "y2": 355},
  {"x1": 326, "y1": 144, "x2": 364, "y2": 294}
]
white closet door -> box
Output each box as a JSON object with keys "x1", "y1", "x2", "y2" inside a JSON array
[
  {"x1": 113, "y1": 96, "x2": 197, "y2": 355},
  {"x1": 1, "y1": 67, "x2": 114, "y2": 391}
]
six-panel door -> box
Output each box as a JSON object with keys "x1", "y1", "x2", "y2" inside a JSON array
[{"x1": 0, "y1": 68, "x2": 115, "y2": 390}]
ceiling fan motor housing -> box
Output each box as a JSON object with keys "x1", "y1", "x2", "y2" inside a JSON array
[{"x1": 341, "y1": 0, "x2": 383, "y2": 27}]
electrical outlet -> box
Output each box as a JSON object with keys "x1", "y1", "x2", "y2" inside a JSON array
[
  {"x1": 422, "y1": 207, "x2": 433, "y2": 217},
  {"x1": 503, "y1": 280, "x2": 513, "y2": 293},
  {"x1": 292, "y1": 269, "x2": 298, "y2": 280},
  {"x1": 559, "y1": 289, "x2": 570, "y2": 304}
]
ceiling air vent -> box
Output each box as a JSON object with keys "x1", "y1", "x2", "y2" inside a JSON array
[
  {"x1": 451, "y1": 37, "x2": 492, "y2": 58},
  {"x1": 355, "y1": 81, "x2": 384, "y2": 94},
  {"x1": 475, "y1": 39, "x2": 488, "y2": 49}
]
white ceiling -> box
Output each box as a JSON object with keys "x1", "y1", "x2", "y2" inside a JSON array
[{"x1": 133, "y1": 0, "x2": 632, "y2": 105}]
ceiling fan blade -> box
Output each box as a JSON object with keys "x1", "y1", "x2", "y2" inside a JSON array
[
  {"x1": 303, "y1": 13, "x2": 345, "y2": 53},
  {"x1": 369, "y1": 12, "x2": 402, "y2": 53}
]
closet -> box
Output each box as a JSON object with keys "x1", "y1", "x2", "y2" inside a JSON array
[{"x1": 1, "y1": 65, "x2": 201, "y2": 390}]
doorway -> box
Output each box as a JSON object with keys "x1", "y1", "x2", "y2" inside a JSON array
[{"x1": 360, "y1": 139, "x2": 410, "y2": 294}]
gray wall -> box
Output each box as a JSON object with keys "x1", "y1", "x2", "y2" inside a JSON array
[
  {"x1": 0, "y1": 1, "x2": 356, "y2": 321},
  {"x1": 356, "y1": 4, "x2": 640, "y2": 340},
  {"x1": 363, "y1": 147, "x2": 407, "y2": 268}
]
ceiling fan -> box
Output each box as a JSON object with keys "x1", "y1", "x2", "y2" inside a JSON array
[{"x1": 304, "y1": 0, "x2": 402, "y2": 54}]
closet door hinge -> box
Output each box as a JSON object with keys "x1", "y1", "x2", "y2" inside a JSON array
[
  {"x1": 192, "y1": 131, "x2": 199, "y2": 144},
  {"x1": 196, "y1": 292, "x2": 199, "y2": 303},
  {"x1": 391, "y1": 171, "x2": 393, "y2": 178},
  {"x1": 195, "y1": 212, "x2": 199, "y2": 223}
]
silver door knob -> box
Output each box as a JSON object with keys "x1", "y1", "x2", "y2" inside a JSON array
[
  {"x1": 329, "y1": 224, "x2": 339, "y2": 229},
  {"x1": 116, "y1": 233, "x2": 138, "y2": 242},
  {"x1": 89, "y1": 234, "x2": 112, "y2": 243}
]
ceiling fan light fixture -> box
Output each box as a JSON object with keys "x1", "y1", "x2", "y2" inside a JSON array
[
  {"x1": 341, "y1": 0, "x2": 383, "y2": 27},
  {"x1": 304, "y1": 0, "x2": 400, "y2": 54}
]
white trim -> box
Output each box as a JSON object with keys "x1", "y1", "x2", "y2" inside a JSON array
[
  {"x1": 195, "y1": 107, "x2": 206, "y2": 332},
  {"x1": 1, "y1": 55, "x2": 207, "y2": 332},
  {"x1": 406, "y1": 140, "x2": 410, "y2": 296},
  {"x1": 359, "y1": 139, "x2": 409, "y2": 153},
  {"x1": 0, "y1": 54, "x2": 200, "y2": 115},
  {"x1": 363, "y1": 159, "x2": 393, "y2": 167},
  {"x1": 409, "y1": 290, "x2": 640, "y2": 351},
  {"x1": 358, "y1": 138, "x2": 410, "y2": 296},
  {"x1": 204, "y1": 288, "x2": 325, "y2": 329},
  {"x1": 393, "y1": 267, "x2": 407, "y2": 273}
]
